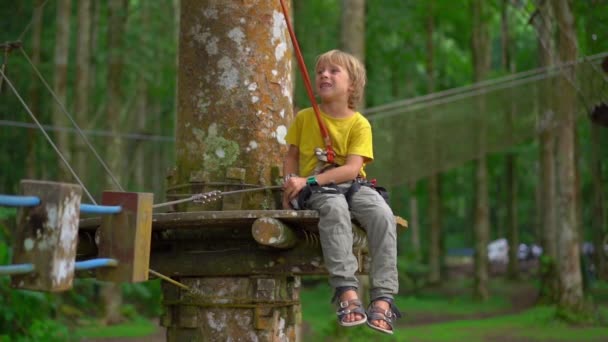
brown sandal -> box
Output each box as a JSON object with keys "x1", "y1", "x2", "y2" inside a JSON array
[
  {"x1": 332, "y1": 286, "x2": 367, "y2": 327},
  {"x1": 366, "y1": 298, "x2": 402, "y2": 335}
]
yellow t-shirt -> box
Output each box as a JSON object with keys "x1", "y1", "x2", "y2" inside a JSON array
[{"x1": 285, "y1": 107, "x2": 374, "y2": 178}]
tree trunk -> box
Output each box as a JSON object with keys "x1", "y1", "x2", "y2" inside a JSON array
[
  {"x1": 53, "y1": 0, "x2": 72, "y2": 180},
  {"x1": 340, "y1": 0, "x2": 365, "y2": 63},
  {"x1": 74, "y1": 0, "x2": 92, "y2": 185},
  {"x1": 590, "y1": 123, "x2": 607, "y2": 280},
  {"x1": 106, "y1": 0, "x2": 128, "y2": 191},
  {"x1": 425, "y1": 0, "x2": 443, "y2": 285},
  {"x1": 133, "y1": 1, "x2": 149, "y2": 191},
  {"x1": 533, "y1": 0, "x2": 559, "y2": 303},
  {"x1": 552, "y1": 0, "x2": 585, "y2": 315},
  {"x1": 101, "y1": 0, "x2": 129, "y2": 325},
  {"x1": 471, "y1": 0, "x2": 491, "y2": 301},
  {"x1": 26, "y1": 0, "x2": 44, "y2": 179},
  {"x1": 501, "y1": 0, "x2": 519, "y2": 280}
]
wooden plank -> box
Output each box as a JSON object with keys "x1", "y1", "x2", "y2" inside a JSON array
[
  {"x1": 148, "y1": 239, "x2": 371, "y2": 276},
  {"x1": 11, "y1": 180, "x2": 82, "y2": 292},
  {"x1": 80, "y1": 210, "x2": 407, "y2": 233},
  {"x1": 96, "y1": 191, "x2": 153, "y2": 283}
]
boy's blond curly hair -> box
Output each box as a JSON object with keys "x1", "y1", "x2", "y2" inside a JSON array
[{"x1": 315, "y1": 50, "x2": 366, "y2": 110}]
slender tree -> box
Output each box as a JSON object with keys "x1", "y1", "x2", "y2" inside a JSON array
[
  {"x1": 101, "y1": 0, "x2": 129, "y2": 325},
  {"x1": 105, "y1": 0, "x2": 128, "y2": 190},
  {"x1": 132, "y1": 1, "x2": 149, "y2": 191},
  {"x1": 533, "y1": 0, "x2": 559, "y2": 303},
  {"x1": 586, "y1": 0, "x2": 607, "y2": 281},
  {"x1": 552, "y1": 0, "x2": 585, "y2": 316},
  {"x1": 502, "y1": 0, "x2": 519, "y2": 280},
  {"x1": 74, "y1": 0, "x2": 92, "y2": 183},
  {"x1": 426, "y1": 0, "x2": 442, "y2": 285},
  {"x1": 340, "y1": 0, "x2": 365, "y2": 59},
  {"x1": 471, "y1": 0, "x2": 491, "y2": 301},
  {"x1": 25, "y1": 0, "x2": 44, "y2": 179},
  {"x1": 52, "y1": 0, "x2": 72, "y2": 180}
]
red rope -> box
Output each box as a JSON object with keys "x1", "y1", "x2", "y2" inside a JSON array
[{"x1": 279, "y1": 0, "x2": 335, "y2": 163}]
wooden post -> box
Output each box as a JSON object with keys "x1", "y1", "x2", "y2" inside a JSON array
[
  {"x1": 162, "y1": 276, "x2": 301, "y2": 341},
  {"x1": 96, "y1": 191, "x2": 153, "y2": 283},
  {"x1": 11, "y1": 180, "x2": 82, "y2": 292}
]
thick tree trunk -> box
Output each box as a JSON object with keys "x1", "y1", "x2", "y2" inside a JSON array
[
  {"x1": 471, "y1": 0, "x2": 491, "y2": 301},
  {"x1": 533, "y1": 0, "x2": 559, "y2": 303},
  {"x1": 501, "y1": 0, "x2": 519, "y2": 280},
  {"x1": 173, "y1": 0, "x2": 293, "y2": 205},
  {"x1": 164, "y1": 2, "x2": 299, "y2": 339},
  {"x1": 26, "y1": 0, "x2": 44, "y2": 179},
  {"x1": 74, "y1": 0, "x2": 92, "y2": 184},
  {"x1": 552, "y1": 0, "x2": 585, "y2": 315},
  {"x1": 53, "y1": 0, "x2": 72, "y2": 180}
]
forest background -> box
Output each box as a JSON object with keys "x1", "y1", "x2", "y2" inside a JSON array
[{"x1": 0, "y1": 0, "x2": 608, "y2": 340}]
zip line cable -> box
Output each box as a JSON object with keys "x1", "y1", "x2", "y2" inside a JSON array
[
  {"x1": 17, "y1": 0, "x2": 49, "y2": 42},
  {"x1": 0, "y1": 69, "x2": 97, "y2": 204},
  {"x1": 20, "y1": 47, "x2": 125, "y2": 192}
]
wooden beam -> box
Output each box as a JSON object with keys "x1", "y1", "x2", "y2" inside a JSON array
[
  {"x1": 96, "y1": 191, "x2": 153, "y2": 283},
  {"x1": 11, "y1": 180, "x2": 82, "y2": 292}
]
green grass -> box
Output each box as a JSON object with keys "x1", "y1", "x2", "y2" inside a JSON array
[
  {"x1": 300, "y1": 279, "x2": 608, "y2": 341},
  {"x1": 74, "y1": 318, "x2": 158, "y2": 339}
]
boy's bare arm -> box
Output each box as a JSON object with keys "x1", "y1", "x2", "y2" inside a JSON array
[
  {"x1": 315, "y1": 154, "x2": 364, "y2": 186},
  {"x1": 283, "y1": 154, "x2": 365, "y2": 208}
]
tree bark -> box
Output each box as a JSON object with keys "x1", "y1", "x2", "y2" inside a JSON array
[
  {"x1": 52, "y1": 0, "x2": 72, "y2": 180},
  {"x1": 74, "y1": 0, "x2": 92, "y2": 185},
  {"x1": 471, "y1": 0, "x2": 491, "y2": 301},
  {"x1": 340, "y1": 0, "x2": 365, "y2": 62},
  {"x1": 501, "y1": 0, "x2": 519, "y2": 280},
  {"x1": 533, "y1": 0, "x2": 559, "y2": 303},
  {"x1": 133, "y1": 1, "x2": 149, "y2": 191},
  {"x1": 102, "y1": 0, "x2": 129, "y2": 325},
  {"x1": 25, "y1": 0, "x2": 44, "y2": 179},
  {"x1": 552, "y1": 0, "x2": 585, "y2": 314},
  {"x1": 590, "y1": 123, "x2": 607, "y2": 280},
  {"x1": 106, "y1": 0, "x2": 128, "y2": 191}
]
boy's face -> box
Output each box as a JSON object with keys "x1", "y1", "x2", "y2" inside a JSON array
[{"x1": 315, "y1": 61, "x2": 352, "y2": 104}]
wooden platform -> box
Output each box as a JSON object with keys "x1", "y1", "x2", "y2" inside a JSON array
[{"x1": 78, "y1": 210, "x2": 406, "y2": 277}]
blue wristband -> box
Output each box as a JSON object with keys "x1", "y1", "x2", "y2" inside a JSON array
[{"x1": 306, "y1": 176, "x2": 318, "y2": 186}]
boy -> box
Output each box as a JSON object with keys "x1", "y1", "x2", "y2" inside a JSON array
[{"x1": 282, "y1": 50, "x2": 400, "y2": 334}]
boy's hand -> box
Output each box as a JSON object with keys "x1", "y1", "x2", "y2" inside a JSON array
[{"x1": 283, "y1": 176, "x2": 306, "y2": 207}]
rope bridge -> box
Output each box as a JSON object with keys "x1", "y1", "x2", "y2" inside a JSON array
[{"x1": 365, "y1": 52, "x2": 608, "y2": 188}]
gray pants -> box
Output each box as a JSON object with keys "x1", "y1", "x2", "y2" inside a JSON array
[{"x1": 306, "y1": 183, "x2": 398, "y2": 301}]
